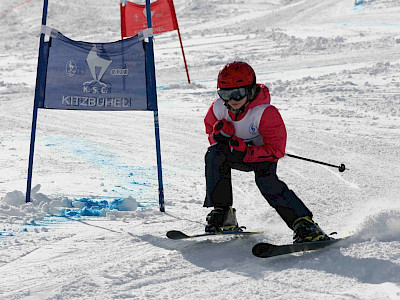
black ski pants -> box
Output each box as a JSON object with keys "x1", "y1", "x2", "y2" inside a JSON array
[{"x1": 204, "y1": 144, "x2": 312, "y2": 229}]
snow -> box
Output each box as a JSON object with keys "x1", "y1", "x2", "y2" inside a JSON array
[{"x1": 1, "y1": 0, "x2": 400, "y2": 299}]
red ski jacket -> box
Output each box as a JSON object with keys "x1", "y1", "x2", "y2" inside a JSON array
[{"x1": 204, "y1": 84, "x2": 287, "y2": 162}]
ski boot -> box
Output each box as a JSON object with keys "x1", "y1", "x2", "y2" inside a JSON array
[
  {"x1": 205, "y1": 206, "x2": 241, "y2": 233},
  {"x1": 293, "y1": 216, "x2": 331, "y2": 243}
]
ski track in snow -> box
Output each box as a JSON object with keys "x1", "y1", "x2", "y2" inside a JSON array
[{"x1": 1, "y1": 0, "x2": 400, "y2": 299}]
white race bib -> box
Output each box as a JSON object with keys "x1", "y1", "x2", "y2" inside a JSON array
[{"x1": 213, "y1": 98, "x2": 270, "y2": 146}]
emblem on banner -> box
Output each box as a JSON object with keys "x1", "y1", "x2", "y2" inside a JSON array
[
  {"x1": 66, "y1": 60, "x2": 77, "y2": 77},
  {"x1": 83, "y1": 45, "x2": 112, "y2": 94},
  {"x1": 110, "y1": 67, "x2": 129, "y2": 76}
]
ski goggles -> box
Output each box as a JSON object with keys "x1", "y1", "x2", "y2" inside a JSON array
[{"x1": 217, "y1": 87, "x2": 247, "y2": 102}]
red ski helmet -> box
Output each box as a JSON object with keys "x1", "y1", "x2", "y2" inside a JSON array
[
  {"x1": 217, "y1": 61, "x2": 255, "y2": 89},
  {"x1": 217, "y1": 61, "x2": 258, "y2": 105}
]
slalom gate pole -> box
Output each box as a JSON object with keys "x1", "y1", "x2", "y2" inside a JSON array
[
  {"x1": 146, "y1": 0, "x2": 165, "y2": 212},
  {"x1": 285, "y1": 153, "x2": 347, "y2": 172},
  {"x1": 153, "y1": 111, "x2": 165, "y2": 212},
  {"x1": 120, "y1": 1, "x2": 125, "y2": 39},
  {"x1": 177, "y1": 27, "x2": 190, "y2": 84},
  {"x1": 169, "y1": 0, "x2": 190, "y2": 83},
  {"x1": 26, "y1": 0, "x2": 49, "y2": 202}
]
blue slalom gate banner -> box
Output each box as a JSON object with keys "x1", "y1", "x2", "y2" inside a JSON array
[
  {"x1": 36, "y1": 30, "x2": 155, "y2": 111},
  {"x1": 28, "y1": 0, "x2": 165, "y2": 212}
]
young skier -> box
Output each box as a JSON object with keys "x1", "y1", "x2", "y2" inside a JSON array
[{"x1": 204, "y1": 61, "x2": 330, "y2": 243}]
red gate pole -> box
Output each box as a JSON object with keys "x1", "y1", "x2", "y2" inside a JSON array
[{"x1": 177, "y1": 26, "x2": 190, "y2": 84}]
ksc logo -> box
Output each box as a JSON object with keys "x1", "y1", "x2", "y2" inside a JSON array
[{"x1": 83, "y1": 46, "x2": 112, "y2": 94}]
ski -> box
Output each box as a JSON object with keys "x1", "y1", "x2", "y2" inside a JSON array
[
  {"x1": 252, "y1": 237, "x2": 347, "y2": 258},
  {"x1": 167, "y1": 230, "x2": 263, "y2": 240}
]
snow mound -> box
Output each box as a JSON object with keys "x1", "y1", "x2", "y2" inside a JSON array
[
  {"x1": 1, "y1": 190, "x2": 26, "y2": 207},
  {"x1": 0, "y1": 185, "x2": 139, "y2": 223}
]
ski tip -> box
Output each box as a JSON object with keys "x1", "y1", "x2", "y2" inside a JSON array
[
  {"x1": 252, "y1": 242, "x2": 274, "y2": 258},
  {"x1": 166, "y1": 230, "x2": 189, "y2": 239}
]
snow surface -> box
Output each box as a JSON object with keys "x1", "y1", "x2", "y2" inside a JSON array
[{"x1": 1, "y1": 0, "x2": 400, "y2": 299}]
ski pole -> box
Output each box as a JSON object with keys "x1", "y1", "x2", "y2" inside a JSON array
[{"x1": 285, "y1": 153, "x2": 347, "y2": 172}]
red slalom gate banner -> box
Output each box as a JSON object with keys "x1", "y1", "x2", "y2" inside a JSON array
[
  {"x1": 120, "y1": 0, "x2": 190, "y2": 83},
  {"x1": 121, "y1": 0, "x2": 178, "y2": 36}
]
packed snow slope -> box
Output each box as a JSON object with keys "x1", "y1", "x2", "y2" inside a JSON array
[{"x1": 1, "y1": 0, "x2": 400, "y2": 299}]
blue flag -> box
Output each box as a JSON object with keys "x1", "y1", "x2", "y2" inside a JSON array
[{"x1": 36, "y1": 30, "x2": 155, "y2": 111}]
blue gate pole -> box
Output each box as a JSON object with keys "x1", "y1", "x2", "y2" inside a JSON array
[
  {"x1": 145, "y1": 0, "x2": 165, "y2": 212},
  {"x1": 26, "y1": 0, "x2": 49, "y2": 203},
  {"x1": 154, "y1": 110, "x2": 165, "y2": 212}
]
